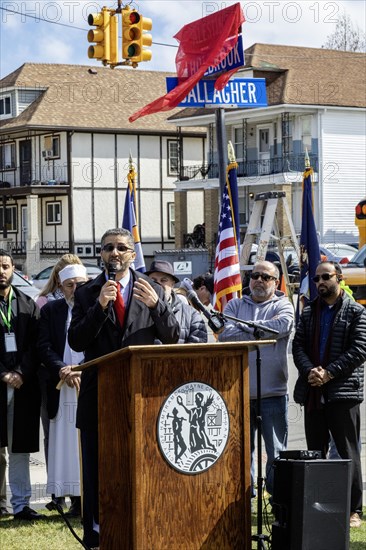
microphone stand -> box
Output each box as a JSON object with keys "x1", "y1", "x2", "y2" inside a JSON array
[{"x1": 215, "y1": 310, "x2": 278, "y2": 549}]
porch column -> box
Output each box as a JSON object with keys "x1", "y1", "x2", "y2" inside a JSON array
[
  {"x1": 175, "y1": 190, "x2": 187, "y2": 248},
  {"x1": 25, "y1": 194, "x2": 40, "y2": 276},
  {"x1": 204, "y1": 188, "x2": 219, "y2": 255}
]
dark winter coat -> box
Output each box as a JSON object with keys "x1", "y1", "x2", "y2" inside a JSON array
[
  {"x1": 68, "y1": 270, "x2": 180, "y2": 430},
  {"x1": 293, "y1": 292, "x2": 366, "y2": 405},
  {"x1": 38, "y1": 298, "x2": 76, "y2": 420},
  {"x1": 0, "y1": 287, "x2": 40, "y2": 452},
  {"x1": 169, "y1": 292, "x2": 207, "y2": 344}
]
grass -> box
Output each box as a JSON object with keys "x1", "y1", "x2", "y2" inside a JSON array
[
  {"x1": 251, "y1": 497, "x2": 366, "y2": 550},
  {"x1": 0, "y1": 510, "x2": 83, "y2": 550},
  {"x1": 0, "y1": 504, "x2": 365, "y2": 549}
]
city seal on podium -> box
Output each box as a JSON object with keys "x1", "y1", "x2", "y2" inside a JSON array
[{"x1": 157, "y1": 382, "x2": 230, "y2": 474}]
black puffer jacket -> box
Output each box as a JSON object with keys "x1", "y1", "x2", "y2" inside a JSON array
[{"x1": 293, "y1": 292, "x2": 366, "y2": 405}]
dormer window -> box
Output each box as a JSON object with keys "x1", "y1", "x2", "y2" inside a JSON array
[{"x1": 0, "y1": 96, "x2": 12, "y2": 119}]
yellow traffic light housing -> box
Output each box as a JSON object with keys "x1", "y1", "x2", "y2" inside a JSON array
[
  {"x1": 88, "y1": 7, "x2": 118, "y2": 66},
  {"x1": 122, "y1": 8, "x2": 152, "y2": 65}
]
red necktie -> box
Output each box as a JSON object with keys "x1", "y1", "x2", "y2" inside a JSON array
[{"x1": 114, "y1": 282, "x2": 125, "y2": 327}]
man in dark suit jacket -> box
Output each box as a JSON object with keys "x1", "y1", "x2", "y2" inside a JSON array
[
  {"x1": 0, "y1": 249, "x2": 44, "y2": 520},
  {"x1": 68, "y1": 228, "x2": 179, "y2": 548}
]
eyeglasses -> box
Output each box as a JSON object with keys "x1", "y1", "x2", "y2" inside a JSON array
[
  {"x1": 250, "y1": 272, "x2": 277, "y2": 282},
  {"x1": 102, "y1": 243, "x2": 134, "y2": 253},
  {"x1": 312, "y1": 273, "x2": 337, "y2": 283}
]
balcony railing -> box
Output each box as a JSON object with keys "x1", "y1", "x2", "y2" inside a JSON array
[
  {"x1": 178, "y1": 154, "x2": 318, "y2": 181},
  {"x1": 0, "y1": 241, "x2": 71, "y2": 256},
  {"x1": 40, "y1": 241, "x2": 70, "y2": 254}
]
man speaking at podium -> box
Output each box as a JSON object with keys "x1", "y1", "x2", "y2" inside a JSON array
[{"x1": 68, "y1": 228, "x2": 179, "y2": 549}]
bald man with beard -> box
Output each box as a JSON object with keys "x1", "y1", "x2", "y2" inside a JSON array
[{"x1": 218, "y1": 260, "x2": 294, "y2": 501}]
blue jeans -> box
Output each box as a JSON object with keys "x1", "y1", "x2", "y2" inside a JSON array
[
  {"x1": 250, "y1": 395, "x2": 288, "y2": 497},
  {"x1": 7, "y1": 388, "x2": 31, "y2": 514}
]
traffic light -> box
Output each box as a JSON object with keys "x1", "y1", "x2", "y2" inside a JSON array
[
  {"x1": 122, "y1": 7, "x2": 152, "y2": 64},
  {"x1": 88, "y1": 7, "x2": 118, "y2": 65}
]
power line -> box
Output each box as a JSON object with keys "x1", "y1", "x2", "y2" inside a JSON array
[
  {"x1": 1, "y1": 6, "x2": 364, "y2": 59},
  {"x1": 0, "y1": 6, "x2": 178, "y2": 48}
]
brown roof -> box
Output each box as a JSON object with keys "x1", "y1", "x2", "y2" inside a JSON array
[
  {"x1": 0, "y1": 63, "x2": 205, "y2": 134},
  {"x1": 168, "y1": 43, "x2": 366, "y2": 121}
]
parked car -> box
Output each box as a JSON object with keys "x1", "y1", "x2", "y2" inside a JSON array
[
  {"x1": 242, "y1": 246, "x2": 300, "y2": 289},
  {"x1": 31, "y1": 263, "x2": 102, "y2": 290},
  {"x1": 320, "y1": 243, "x2": 358, "y2": 264},
  {"x1": 341, "y1": 244, "x2": 366, "y2": 306},
  {"x1": 13, "y1": 271, "x2": 39, "y2": 300}
]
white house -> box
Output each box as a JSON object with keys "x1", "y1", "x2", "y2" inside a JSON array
[
  {"x1": 0, "y1": 63, "x2": 205, "y2": 274},
  {"x1": 168, "y1": 44, "x2": 366, "y2": 255}
]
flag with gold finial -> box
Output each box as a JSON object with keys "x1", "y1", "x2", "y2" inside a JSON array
[
  {"x1": 297, "y1": 148, "x2": 320, "y2": 317},
  {"x1": 122, "y1": 154, "x2": 146, "y2": 272},
  {"x1": 213, "y1": 141, "x2": 242, "y2": 312}
]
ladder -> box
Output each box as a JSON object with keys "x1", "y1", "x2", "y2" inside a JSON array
[{"x1": 240, "y1": 191, "x2": 300, "y2": 302}]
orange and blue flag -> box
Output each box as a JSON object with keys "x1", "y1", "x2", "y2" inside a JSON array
[{"x1": 122, "y1": 167, "x2": 146, "y2": 273}]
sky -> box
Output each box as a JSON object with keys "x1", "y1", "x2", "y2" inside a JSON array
[{"x1": 0, "y1": 0, "x2": 365, "y2": 78}]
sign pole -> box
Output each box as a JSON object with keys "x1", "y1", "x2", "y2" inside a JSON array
[{"x1": 215, "y1": 107, "x2": 227, "y2": 198}]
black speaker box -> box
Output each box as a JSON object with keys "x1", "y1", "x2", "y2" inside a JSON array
[{"x1": 272, "y1": 459, "x2": 351, "y2": 550}]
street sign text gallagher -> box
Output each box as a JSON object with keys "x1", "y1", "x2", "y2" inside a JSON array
[{"x1": 166, "y1": 78, "x2": 267, "y2": 108}]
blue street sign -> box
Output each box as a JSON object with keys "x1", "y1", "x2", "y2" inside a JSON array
[
  {"x1": 203, "y1": 34, "x2": 245, "y2": 77},
  {"x1": 166, "y1": 78, "x2": 267, "y2": 108}
]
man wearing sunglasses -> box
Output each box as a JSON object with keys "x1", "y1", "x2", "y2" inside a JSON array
[
  {"x1": 293, "y1": 261, "x2": 366, "y2": 528},
  {"x1": 68, "y1": 228, "x2": 180, "y2": 549},
  {"x1": 218, "y1": 260, "x2": 294, "y2": 501}
]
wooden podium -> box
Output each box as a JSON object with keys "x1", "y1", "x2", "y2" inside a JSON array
[{"x1": 79, "y1": 341, "x2": 268, "y2": 549}]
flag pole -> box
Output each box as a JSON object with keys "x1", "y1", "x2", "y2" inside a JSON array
[
  {"x1": 128, "y1": 151, "x2": 138, "y2": 224},
  {"x1": 215, "y1": 108, "x2": 228, "y2": 199}
]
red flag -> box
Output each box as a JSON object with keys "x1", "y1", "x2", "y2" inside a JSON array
[{"x1": 129, "y1": 3, "x2": 245, "y2": 122}]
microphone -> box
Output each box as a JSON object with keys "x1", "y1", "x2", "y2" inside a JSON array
[
  {"x1": 107, "y1": 262, "x2": 117, "y2": 281},
  {"x1": 107, "y1": 263, "x2": 118, "y2": 316},
  {"x1": 186, "y1": 289, "x2": 225, "y2": 334}
]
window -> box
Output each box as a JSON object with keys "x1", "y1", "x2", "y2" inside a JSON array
[
  {"x1": 233, "y1": 126, "x2": 244, "y2": 161},
  {"x1": 168, "y1": 202, "x2": 175, "y2": 238},
  {"x1": 46, "y1": 201, "x2": 62, "y2": 225},
  {"x1": 282, "y1": 117, "x2": 293, "y2": 155},
  {"x1": 302, "y1": 116, "x2": 312, "y2": 153},
  {"x1": 0, "y1": 96, "x2": 11, "y2": 118},
  {"x1": 167, "y1": 140, "x2": 179, "y2": 176},
  {"x1": 43, "y1": 135, "x2": 60, "y2": 159},
  {"x1": 0, "y1": 142, "x2": 16, "y2": 170},
  {"x1": 0, "y1": 205, "x2": 17, "y2": 232}
]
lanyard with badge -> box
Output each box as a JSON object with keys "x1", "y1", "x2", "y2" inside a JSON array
[{"x1": 0, "y1": 287, "x2": 17, "y2": 352}]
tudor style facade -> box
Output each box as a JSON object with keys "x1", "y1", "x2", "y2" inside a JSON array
[{"x1": 0, "y1": 63, "x2": 205, "y2": 274}]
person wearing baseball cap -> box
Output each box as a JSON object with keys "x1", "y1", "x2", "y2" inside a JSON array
[{"x1": 146, "y1": 260, "x2": 207, "y2": 344}]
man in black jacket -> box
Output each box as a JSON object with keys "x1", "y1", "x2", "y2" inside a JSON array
[
  {"x1": 293, "y1": 261, "x2": 366, "y2": 528},
  {"x1": 68, "y1": 228, "x2": 179, "y2": 548},
  {"x1": 0, "y1": 250, "x2": 44, "y2": 520}
]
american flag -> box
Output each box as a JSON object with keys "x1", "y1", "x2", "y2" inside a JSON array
[
  {"x1": 122, "y1": 162, "x2": 146, "y2": 273},
  {"x1": 213, "y1": 161, "x2": 242, "y2": 312}
]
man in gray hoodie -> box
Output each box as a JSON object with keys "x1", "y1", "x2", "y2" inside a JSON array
[{"x1": 218, "y1": 260, "x2": 294, "y2": 498}]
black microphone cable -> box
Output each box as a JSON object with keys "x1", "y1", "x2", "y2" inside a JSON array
[{"x1": 46, "y1": 499, "x2": 90, "y2": 550}]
